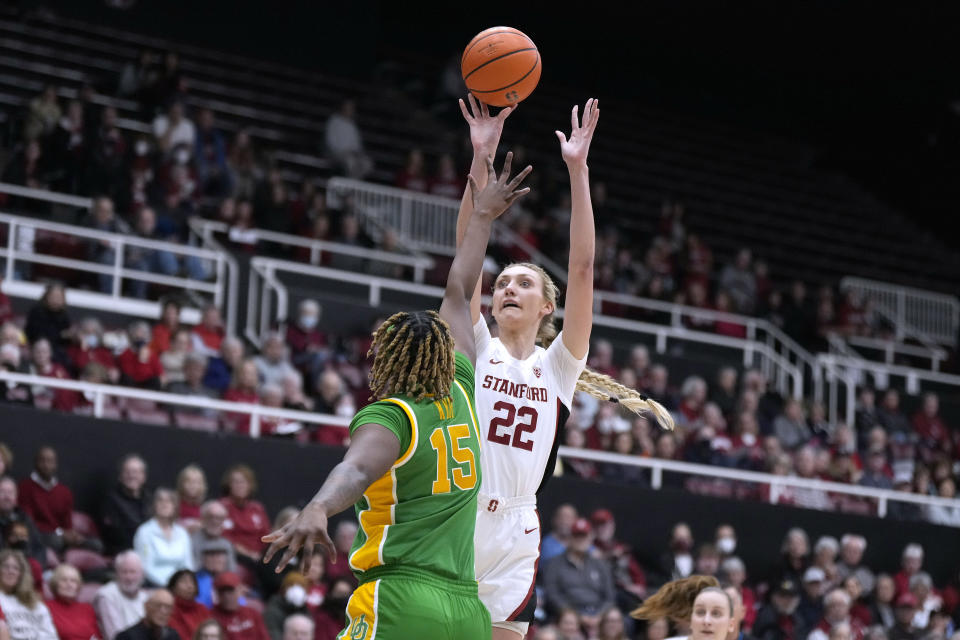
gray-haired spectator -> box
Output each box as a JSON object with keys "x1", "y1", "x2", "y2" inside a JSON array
[
  {"x1": 836, "y1": 535, "x2": 875, "y2": 596},
  {"x1": 774, "y1": 398, "x2": 813, "y2": 451},
  {"x1": 190, "y1": 501, "x2": 237, "y2": 573},
  {"x1": 807, "y1": 588, "x2": 864, "y2": 640},
  {"x1": 676, "y1": 375, "x2": 708, "y2": 428},
  {"x1": 254, "y1": 332, "x2": 296, "y2": 388},
  {"x1": 93, "y1": 551, "x2": 150, "y2": 640},
  {"x1": 166, "y1": 352, "x2": 218, "y2": 413},
  {"x1": 813, "y1": 536, "x2": 840, "y2": 588},
  {"x1": 281, "y1": 370, "x2": 313, "y2": 412},
  {"x1": 203, "y1": 336, "x2": 244, "y2": 394},
  {"x1": 908, "y1": 573, "x2": 941, "y2": 631},
  {"x1": 117, "y1": 321, "x2": 164, "y2": 389},
  {"x1": 259, "y1": 382, "x2": 303, "y2": 437},
  {"x1": 283, "y1": 613, "x2": 315, "y2": 640},
  {"x1": 719, "y1": 248, "x2": 757, "y2": 314},
  {"x1": 313, "y1": 369, "x2": 356, "y2": 418},
  {"x1": 894, "y1": 544, "x2": 923, "y2": 597},
  {"x1": 325, "y1": 99, "x2": 372, "y2": 179}
]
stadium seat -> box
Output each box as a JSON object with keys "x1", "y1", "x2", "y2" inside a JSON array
[
  {"x1": 64, "y1": 548, "x2": 109, "y2": 572},
  {"x1": 173, "y1": 412, "x2": 220, "y2": 432},
  {"x1": 77, "y1": 582, "x2": 101, "y2": 604},
  {"x1": 125, "y1": 408, "x2": 172, "y2": 427},
  {"x1": 71, "y1": 511, "x2": 100, "y2": 539}
]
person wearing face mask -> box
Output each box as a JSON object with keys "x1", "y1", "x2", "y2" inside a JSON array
[
  {"x1": 715, "y1": 525, "x2": 737, "y2": 558},
  {"x1": 632, "y1": 575, "x2": 737, "y2": 640},
  {"x1": 284, "y1": 300, "x2": 328, "y2": 381},
  {"x1": 118, "y1": 321, "x2": 165, "y2": 389},
  {"x1": 312, "y1": 578, "x2": 351, "y2": 640},
  {"x1": 658, "y1": 523, "x2": 696, "y2": 585},
  {"x1": 754, "y1": 578, "x2": 808, "y2": 640},
  {"x1": 264, "y1": 572, "x2": 310, "y2": 640},
  {"x1": 67, "y1": 317, "x2": 118, "y2": 379},
  {"x1": 167, "y1": 569, "x2": 210, "y2": 640}
]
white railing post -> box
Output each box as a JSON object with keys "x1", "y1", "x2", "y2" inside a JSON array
[
  {"x1": 651, "y1": 466, "x2": 663, "y2": 490},
  {"x1": 250, "y1": 411, "x2": 261, "y2": 439},
  {"x1": 878, "y1": 496, "x2": 887, "y2": 518},
  {"x1": 5, "y1": 221, "x2": 15, "y2": 282},
  {"x1": 93, "y1": 391, "x2": 105, "y2": 419},
  {"x1": 111, "y1": 238, "x2": 124, "y2": 298}
]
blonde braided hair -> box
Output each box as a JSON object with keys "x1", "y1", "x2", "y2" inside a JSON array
[
  {"x1": 499, "y1": 262, "x2": 675, "y2": 432},
  {"x1": 368, "y1": 310, "x2": 455, "y2": 402}
]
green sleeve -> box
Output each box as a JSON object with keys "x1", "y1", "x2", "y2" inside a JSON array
[
  {"x1": 349, "y1": 401, "x2": 411, "y2": 454},
  {"x1": 453, "y1": 351, "x2": 476, "y2": 402}
]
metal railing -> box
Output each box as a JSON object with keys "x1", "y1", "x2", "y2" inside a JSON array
[
  {"x1": 840, "y1": 276, "x2": 960, "y2": 347},
  {"x1": 843, "y1": 334, "x2": 947, "y2": 372},
  {"x1": 0, "y1": 370, "x2": 350, "y2": 438},
  {"x1": 248, "y1": 257, "x2": 804, "y2": 398},
  {"x1": 325, "y1": 177, "x2": 568, "y2": 282},
  {"x1": 556, "y1": 446, "x2": 960, "y2": 521},
  {"x1": 0, "y1": 368, "x2": 954, "y2": 522},
  {"x1": 0, "y1": 211, "x2": 234, "y2": 328},
  {"x1": 189, "y1": 218, "x2": 435, "y2": 284}
]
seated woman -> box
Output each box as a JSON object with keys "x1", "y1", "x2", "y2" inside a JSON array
[
  {"x1": 133, "y1": 488, "x2": 194, "y2": 587},
  {"x1": 0, "y1": 550, "x2": 59, "y2": 640},
  {"x1": 45, "y1": 564, "x2": 101, "y2": 640}
]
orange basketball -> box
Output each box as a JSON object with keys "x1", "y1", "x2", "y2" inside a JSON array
[{"x1": 461, "y1": 27, "x2": 541, "y2": 108}]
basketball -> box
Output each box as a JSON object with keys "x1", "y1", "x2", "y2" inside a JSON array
[{"x1": 461, "y1": 27, "x2": 541, "y2": 108}]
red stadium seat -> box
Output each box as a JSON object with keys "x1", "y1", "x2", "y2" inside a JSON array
[
  {"x1": 71, "y1": 511, "x2": 100, "y2": 539},
  {"x1": 78, "y1": 582, "x2": 101, "y2": 604},
  {"x1": 174, "y1": 412, "x2": 220, "y2": 432},
  {"x1": 126, "y1": 409, "x2": 171, "y2": 427},
  {"x1": 125, "y1": 398, "x2": 159, "y2": 412},
  {"x1": 64, "y1": 549, "x2": 109, "y2": 572}
]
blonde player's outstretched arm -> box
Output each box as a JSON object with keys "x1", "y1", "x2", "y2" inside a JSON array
[
  {"x1": 456, "y1": 95, "x2": 515, "y2": 324},
  {"x1": 555, "y1": 98, "x2": 600, "y2": 360}
]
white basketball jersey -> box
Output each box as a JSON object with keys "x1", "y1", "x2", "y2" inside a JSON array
[{"x1": 473, "y1": 318, "x2": 587, "y2": 498}]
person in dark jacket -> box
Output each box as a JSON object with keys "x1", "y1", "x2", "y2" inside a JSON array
[
  {"x1": 101, "y1": 454, "x2": 152, "y2": 555},
  {"x1": 754, "y1": 578, "x2": 808, "y2": 640},
  {"x1": 24, "y1": 283, "x2": 72, "y2": 364},
  {"x1": 116, "y1": 589, "x2": 181, "y2": 640}
]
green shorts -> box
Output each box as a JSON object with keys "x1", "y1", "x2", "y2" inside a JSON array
[{"x1": 338, "y1": 566, "x2": 491, "y2": 640}]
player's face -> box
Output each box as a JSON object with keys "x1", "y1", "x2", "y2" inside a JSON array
[
  {"x1": 492, "y1": 267, "x2": 553, "y2": 333},
  {"x1": 690, "y1": 591, "x2": 734, "y2": 640}
]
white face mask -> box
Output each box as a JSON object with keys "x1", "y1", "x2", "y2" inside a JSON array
[
  {"x1": 717, "y1": 537, "x2": 737, "y2": 555},
  {"x1": 299, "y1": 315, "x2": 318, "y2": 330},
  {"x1": 135, "y1": 140, "x2": 149, "y2": 156},
  {"x1": 284, "y1": 584, "x2": 307, "y2": 608},
  {"x1": 175, "y1": 147, "x2": 190, "y2": 165},
  {"x1": 84, "y1": 334, "x2": 100, "y2": 349}
]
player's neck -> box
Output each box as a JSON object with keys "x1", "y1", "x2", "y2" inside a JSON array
[{"x1": 497, "y1": 326, "x2": 539, "y2": 361}]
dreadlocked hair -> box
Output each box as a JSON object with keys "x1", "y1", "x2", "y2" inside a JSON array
[
  {"x1": 368, "y1": 310, "x2": 455, "y2": 402},
  {"x1": 500, "y1": 262, "x2": 675, "y2": 432},
  {"x1": 631, "y1": 575, "x2": 722, "y2": 622}
]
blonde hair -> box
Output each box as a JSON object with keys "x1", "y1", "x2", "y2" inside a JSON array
[
  {"x1": 49, "y1": 563, "x2": 81, "y2": 597},
  {"x1": 0, "y1": 550, "x2": 39, "y2": 608},
  {"x1": 176, "y1": 464, "x2": 208, "y2": 504},
  {"x1": 631, "y1": 575, "x2": 726, "y2": 622},
  {"x1": 499, "y1": 262, "x2": 674, "y2": 431},
  {"x1": 368, "y1": 310, "x2": 454, "y2": 403}
]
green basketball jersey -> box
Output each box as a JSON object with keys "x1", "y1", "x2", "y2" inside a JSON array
[{"x1": 346, "y1": 351, "x2": 482, "y2": 585}]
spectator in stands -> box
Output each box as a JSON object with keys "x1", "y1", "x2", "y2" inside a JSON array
[
  {"x1": 176, "y1": 465, "x2": 207, "y2": 531},
  {"x1": 203, "y1": 337, "x2": 245, "y2": 395},
  {"x1": 843, "y1": 576, "x2": 872, "y2": 628},
  {"x1": 23, "y1": 83, "x2": 60, "y2": 140},
  {"x1": 84, "y1": 197, "x2": 125, "y2": 294},
  {"x1": 192, "y1": 305, "x2": 225, "y2": 357},
  {"x1": 656, "y1": 522, "x2": 695, "y2": 585},
  {"x1": 888, "y1": 593, "x2": 919, "y2": 640},
  {"x1": 153, "y1": 101, "x2": 196, "y2": 158},
  {"x1": 811, "y1": 536, "x2": 839, "y2": 590},
  {"x1": 754, "y1": 577, "x2": 806, "y2": 640},
  {"x1": 210, "y1": 571, "x2": 270, "y2": 640},
  {"x1": 542, "y1": 504, "x2": 578, "y2": 564},
  {"x1": 328, "y1": 214, "x2": 367, "y2": 272},
  {"x1": 28, "y1": 338, "x2": 77, "y2": 411},
  {"x1": 218, "y1": 465, "x2": 269, "y2": 566},
  {"x1": 168, "y1": 353, "x2": 218, "y2": 413},
  {"x1": 714, "y1": 292, "x2": 747, "y2": 338},
  {"x1": 48, "y1": 99, "x2": 86, "y2": 193},
  {"x1": 911, "y1": 393, "x2": 949, "y2": 458},
  {"x1": 280, "y1": 370, "x2": 313, "y2": 414},
  {"x1": 926, "y1": 477, "x2": 960, "y2": 527},
  {"x1": 543, "y1": 518, "x2": 615, "y2": 636},
  {"x1": 93, "y1": 551, "x2": 149, "y2": 640},
  {"x1": 877, "y1": 390, "x2": 910, "y2": 437},
  {"x1": 17, "y1": 445, "x2": 83, "y2": 552},
  {"x1": 253, "y1": 332, "x2": 296, "y2": 388},
  {"x1": 719, "y1": 248, "x2": 757, "y2": 314},
  {"x1": 195, "y1": 108, "x2": 231, "y2": 197},
  {"x1": 284, "y1": 300, "x2": 327, "y2": 377},
  {"x1": 133, "y1": 488, "x2": 194, "y2": 587},
  {"x1": 125, "y1": 208, "x2": 180, "y2": 299},
  {"x1": 280, "y1": 614, "x2": 313, "y2": 640},
  {"x1": 312, "y1": 577, "x2": 351, "y2": 640},
  {"x1": 101, "y1": 454, "x2": 151, "y2": 555},
  {"x1": 117, "y1": 322, "x2": 164, "y2": 389},
  {"x1": 773, "y1": 398, "x2": 812, "y2": 451},
  {"x1": 68, "y1": 317, "x2": 118, "y2": 380},
  {"x1": 591, "y1": 508, "x2": 646, "y2": 609},
  {"x1": 324, "y1": 99, "x2": 372, "y2": 179},
  {"x1": 191, "y1": 500, "x2": 236, "y2": 571},
  {"x1": 159, "y1": 329, "x2": 192, "y2": 385},
  {"x1": 264, "y1": 572, "x2": 310, "y2": 638},
  {"x1": 859, "y1": 448, "x2": 893, "y2": 490},
  {"x1": 0, "y1": 549, "x2": 58, "y2": 639},
  {"x1": 167, "y1": 569, "x2": 209, "y2": 640},
  {"x1": 1, "y1": 139, "x2": 51, "y2": 197},
  {"x1": 893, "y1": 545, "x2": 924, "y2": 598},
  {"x1": 429, "y1": 153, "x2": 464, "y2": 199},
  {"x1": 115, "y1": 588, "x2": 179, "y2": 640},
  {"x1": 24, "y1": 283, "x2": 72, "y2": 360},
  {"x1": 675, "y1": 376, "x2": 708, "y2": 429},
  {"x1": 721, "y1": 557, "x2": 756, "y2": 630},
  {"x1": 869, "y1": 575, "x2": 896, "y2": 630},
  {"x1": 151, "y1": 300, "x2": 182, "y2": 354},
  {"x1": 45, "y1": 563, "x2": 101, "y2": 640},
  {"x1": 226, "y1": 130, "x2": 261, "y2": 202},
  {"x1": 87, "y1": 106, "x2": 127, "y2": 200},
  {"x1": 193, "y1": 620, "x2": 227, "y2": 640},
  {"x1": 222, "y1": 359, "x2": 260, "y2": 433},
  {"x1": 792, "y1": 447, "x2": 834, "y2": 511},
  {"x1": 394, "y1": 149, "x2": 428, "y2": 192},
  {"x1": 798, "y1": 567, "x2": 827, "y2": 630},
  {"x1": 312, "y1": 370, "x2": 356, "y2": 418},
  {"x1": 832, "y1": 535, "x2": 875, "y2": 596},
  {"x1": 808, "y1": 588, "x2": 866, "y2": 640},
  {"x1": 710, "y1": 368, "x2": 739, "y2": 420},
  {"x1": 0, "y1": 478, "x2": 45, "y2": 568}
]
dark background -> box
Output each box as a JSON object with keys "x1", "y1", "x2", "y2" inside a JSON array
[
  {"x1": 28, "y1": 0, "x2": 960, "y2": 247},
  {"x1": 4, "y1": 405, "x2": 959, "y2": 584}
]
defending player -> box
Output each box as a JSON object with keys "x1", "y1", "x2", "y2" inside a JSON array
[
  {"x1": 457, "y1": 96, "x2": 675, "y2": 639},
  {"x1": 261, "y1": 153, "x2": 531, "y2": 640}
]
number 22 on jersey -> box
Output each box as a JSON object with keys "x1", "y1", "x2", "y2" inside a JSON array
[
  {"x1": 487, "y1": 400, "x2": 538, "y2": 450},
  {"x1": 430, "y1": 424, "x2": 477, "y2": 494}
]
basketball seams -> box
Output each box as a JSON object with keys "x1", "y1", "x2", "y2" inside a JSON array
[
  {"x1": 460, "y1": 27, "x2": 528, "y2": 66},
  {"x1": 466, "y1": 53, "x2": 541, "y2": 94},
  {"x1": 463, "y1": 47, "x2": 537, "y2": 82}
]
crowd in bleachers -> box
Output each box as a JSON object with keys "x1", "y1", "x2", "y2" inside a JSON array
[{"x1": 0, "y1": 441, "x2": 957, "y2": 640}]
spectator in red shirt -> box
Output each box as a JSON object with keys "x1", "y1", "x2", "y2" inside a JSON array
[
  {"x1": 587, "y1": 339, "x2": 618, "y2": 379},
  {"x1": 117, "y1": 322, "x2": 164, "y2": 389},
  {"x1": 394, "y1": 148, "x2": 428, "y2": 192},
  {"x1": 66, "y1": 318, "x2": 118, "y2": 381},
  {"x1": 218, "y1": 465, "x2": 270, "y2": 564},
  {"x1": 714, "y1": 291, "x2": 747, "y2": 338},
  {"x1": 590, "y1": 509, "x2": 646, "y2": 606},
  {"x1": 721, "y1": 556, "x2": 757, "y2": 630},
  {"x1": 428, "y1": 153, "x2": 464, "y2": 199},
  {"x1": 192, "y1": 305, "x2": 225, "y2": 357},
  {"x1": 17, "y1": 446, "x2": 83, "y2": 551},
  {"x1": 222, "y1": 360, "x2": 260, "y2": 434},
  {"x1": 176, "y1": 465, "x2": 207, "y2": 533},
  {"x1": 210, "y1": 572, "x2": 269, "y2": 640},
  {"x1": 912, "y1": 393, "x2": 949, "y2": 456},
  {"x1": 150, "y1": 299, "x2": 182, "y2": 355},
  {"x1": 45, "y1": 564, "x2": 101, "y2": 640},
  {"x1": 807, "y1": 588, "x2": 866, "y2": 640},
  {"x1": 27, "y1": 338, "x2": 78, "y2": 411},
  {"x1": 894, "y1": 544, "x2": 924, "y2": 597},
  {"x1": 677, "y1": 375, "x2": 708, "y2": 427},
  {"x1": 312, "y1": 578, "x2": 351, "y2": 640},
  {"x1": 285, "y1": 299, "x2": 329, "y2": 379},
  {"x1": 167, "y1": 569, "x2": 210, "y2": 640}
]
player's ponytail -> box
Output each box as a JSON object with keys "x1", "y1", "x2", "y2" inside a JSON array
[
  {"x1": 631, "y1": 575, "x2": 720, "y2": 622},
  {"x1": 503, "y1": 261, "x2": 674, "y2": 432}
]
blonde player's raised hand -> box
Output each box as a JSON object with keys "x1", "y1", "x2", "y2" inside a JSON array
[
  {"x1": 555, "y1": 98, "x2": 600, "y2": 167},
  {"x1": 459, "y1": 94, "x2": 515, "y2": 156}
]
